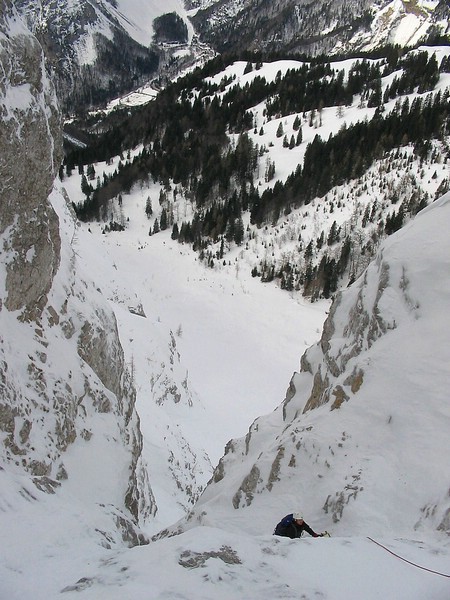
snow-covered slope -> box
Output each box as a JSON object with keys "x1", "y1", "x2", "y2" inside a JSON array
[
  {"x1": 166, "y1": 191, "x2": 450, "y2": 541},
  {"x1": 60, "y1": 171, "x2": 329, "y2": 530},
  {"x1": 3, "y1": 190, "x2": 449, "y2": 599},
  {"x1": 13, "y1": 526, "x2": 448, "y2": 600}
]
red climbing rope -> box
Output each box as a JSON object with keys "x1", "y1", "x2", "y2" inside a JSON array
[{"x1": 367, "y1": 536, "x2": 450, "y2": 578}]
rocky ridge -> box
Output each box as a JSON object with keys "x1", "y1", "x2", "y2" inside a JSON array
[{"x1": 190, "y1": 0, "x2": 449, "y2": 57}]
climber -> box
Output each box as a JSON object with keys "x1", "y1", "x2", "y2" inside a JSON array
[{"x1": 274, "y1": 512, "x2": 323, "y2": 538}]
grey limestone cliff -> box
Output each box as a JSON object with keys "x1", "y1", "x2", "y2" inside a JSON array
[{"x1": 0, "y1": 0, "x2": 155, "y2": 542}]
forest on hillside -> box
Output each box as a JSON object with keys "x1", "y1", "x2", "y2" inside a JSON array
[{"x1": 63, "y1": 46, "x2": 450, "y2": 299}]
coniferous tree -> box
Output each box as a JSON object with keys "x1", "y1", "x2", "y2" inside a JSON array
[
  {"x1": 160, "y1": 208, "x2": 168, "y2": 230},
  {"x1": 81, "y1": 174, "x2": 91, "y2": 197},
  {"x1": 159, "y1": 189, "x2": 167, "y2": 205},
  {"x1": 234, "y1": 216, "x2": 245, "y2": 245},
  {"x1": 86, "y1": 164, "x2": 96, "y2": 180},
  {"x1": 368, "y1": 78, "x2": 382, "y2": 107},
  {"x1": 304, "y1": 240, "x2": 313, "y2": 259},
  {"x1": 265, "y1": 158, "x2": 276, "y2": 182},
  {"x1": 145, "y1": 196, "x2": 153, "y2": 218},
  {"x1": 327, "y1": 221, "x2": 339, "y2": 245}
]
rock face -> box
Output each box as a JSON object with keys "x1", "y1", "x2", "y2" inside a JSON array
[
  {"x1": 0, "y1": 0, "x2": 61, "y2": 320},
  {"x1": 298, "y1": 258, "x2": 392, "y2": 413},
  {"x1": 0, "y1": 0, "x2": 154, "y2": 542},
  {"x1": 190, "y1": 0, "x2": 448, "y2": 57}
]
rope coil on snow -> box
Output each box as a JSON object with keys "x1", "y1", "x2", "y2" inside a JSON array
[{"x1": 367, "y1": 536, "x2": 450, "y2": 578}]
